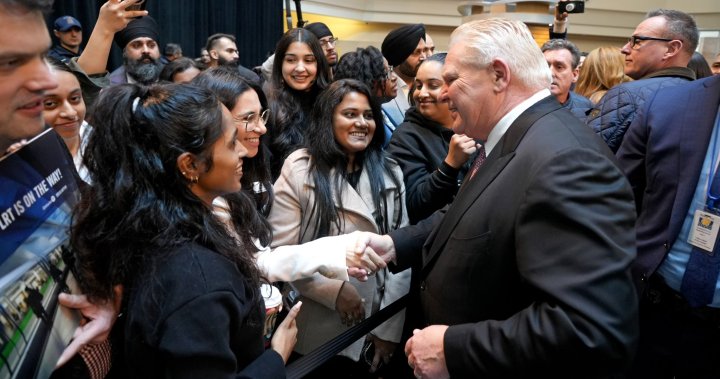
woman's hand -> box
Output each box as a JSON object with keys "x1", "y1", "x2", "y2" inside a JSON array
[
  {"x1": 444, "y1": 134, "x2": 477, "y2": 169},
  {"x1": 56, "y1": 285, "x2": 123, "y2": 367},
  {"x1": 271, "y1": 301, "x2": 302, "y2": 363},
  {"x1": 368, "y1": 334, "x2": 397, "y2": 373},
  {"x1": 335, "y1": 282, "x2": 365, "y2": 326}
]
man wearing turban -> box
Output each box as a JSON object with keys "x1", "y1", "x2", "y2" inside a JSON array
[
  {"x1": 380, "y1": 23, "x2": 428, "y2": 140},
  {"x1": 109, "y1": 16, "x2": 162, "y2": 85}
]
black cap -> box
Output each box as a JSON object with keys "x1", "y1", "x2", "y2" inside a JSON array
[
  {"x1": 304, "y1": 22, "x2": 333, "y2": 39},
  {"x1": 114, "y1": 16, "x2": 159, "y2": 49}
]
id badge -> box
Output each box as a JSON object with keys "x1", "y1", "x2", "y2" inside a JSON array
[{"x1": 688, "y1": 209, "x2": 720, "y2": 254}]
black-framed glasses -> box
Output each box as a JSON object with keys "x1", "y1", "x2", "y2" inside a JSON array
[
  {"x1": 384, "y1": 65, "x2": 394, "y2": 79},
  {"x1": 627, "y1": 35, "x2": 675, "y2": 49},
  {"x1": 319, "y1": 37, "x2": 338, "y2": 48},
  {"x1": 242, "y1": 109, "x2": 269, "y2": 132}
]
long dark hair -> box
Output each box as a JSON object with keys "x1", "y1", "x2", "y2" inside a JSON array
[
  {"x1": 193, "y1": 66, "x2": 275, "y2": 218},
  {"x1": 303, "y1": 79, "x2": 403, "y2": 239},
  {"x1": 267, "y1": 28, "x2": 331, "y2": 178},
  {"x1": 73, "y1": 83, "x2": 262, "y2": 302}
]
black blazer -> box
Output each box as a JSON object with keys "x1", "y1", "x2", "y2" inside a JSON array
[{"x1": 390, "y1": 96, "x2": 638, "y2": 378}]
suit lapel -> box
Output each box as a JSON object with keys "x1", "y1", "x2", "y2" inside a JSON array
[
  {"x1": 421, "y1": 96, "x2": 561, "y2": 275},
  {"x1": 669, "y1": 77, "x2": 720, "y2": 236}
]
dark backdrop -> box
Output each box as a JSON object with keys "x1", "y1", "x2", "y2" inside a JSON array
[{"x1": 48, "y1": 0, "x2": 284, "y2": 72}]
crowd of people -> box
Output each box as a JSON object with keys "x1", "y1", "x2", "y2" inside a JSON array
[{"x1": 1, "y1": 0, "x2": 720, "y2": 378}]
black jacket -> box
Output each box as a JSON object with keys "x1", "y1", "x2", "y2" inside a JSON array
[
  {"x1": 386, "y1": 107, "x2": 472, "y2": 224},
  {"x1": 121, "y1": 243, "x2": 285, "y2": 379}
]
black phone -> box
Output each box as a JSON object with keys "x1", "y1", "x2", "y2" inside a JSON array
[
  {"x1": 557, "y1": 1, "x2": 585, "y2": 14},
  {"x1": 126, "y1": 0, "x2": 147, "y2": 12}
]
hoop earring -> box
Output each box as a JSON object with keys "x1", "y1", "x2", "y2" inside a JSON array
[{"x1": 192, "y1": 176, "x2": 199, "y2": 184}]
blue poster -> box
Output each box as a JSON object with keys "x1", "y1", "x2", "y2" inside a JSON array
[{"x1": 0, "y1": 129, "x2": 81, "y2": 379}]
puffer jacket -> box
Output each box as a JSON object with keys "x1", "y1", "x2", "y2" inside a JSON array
[{"x1": 586, "y1": 67, "x2": 695, "y2": 153}]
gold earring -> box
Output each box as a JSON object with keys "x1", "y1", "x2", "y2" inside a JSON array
[{"x1": 192, "y1": 176, "x2": 199, "y2": 184}]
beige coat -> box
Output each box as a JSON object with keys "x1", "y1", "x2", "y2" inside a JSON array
[{"x1": 268, "y1": 149, "x2": 410, "y2": 360}]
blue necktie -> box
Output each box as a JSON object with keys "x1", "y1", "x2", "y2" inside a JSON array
[{"x1": 680, "y1": 168, "x2": 720, "y2": 307}]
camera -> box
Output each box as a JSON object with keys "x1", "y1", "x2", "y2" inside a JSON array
[{"x1": 557, "y1": 1, "x2": 585, "y2": 14}]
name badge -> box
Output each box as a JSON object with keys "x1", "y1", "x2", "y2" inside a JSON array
[{"x1": 688, "y1": 210, "x2": 720, "y2": 254}]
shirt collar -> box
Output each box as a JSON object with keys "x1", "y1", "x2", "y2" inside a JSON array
[{"x1": 484, "y1": 88, "x2": 551, "y2": 155}]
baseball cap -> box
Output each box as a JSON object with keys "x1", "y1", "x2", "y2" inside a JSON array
[{"x1": 54, "y1": 16, "x2": 82, "y2": 32}]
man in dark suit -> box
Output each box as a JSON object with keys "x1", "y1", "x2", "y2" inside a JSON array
[
  {"x1": 617, "y1": 75, "x2": 720, "y2": 378},
  {"x1": 356, "y1": 18, "x2": 638, "y2": 378}
]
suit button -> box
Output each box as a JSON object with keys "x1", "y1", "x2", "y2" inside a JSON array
[
  {"x1": 663, "y1": 242, "x2": 669, "y2": 249},
  {"x1": 640, "y1": 274, "x2": 647, "y2": 282},
  {"x1": 419, "y1": 281, "x2": 426, "y2": 291}
]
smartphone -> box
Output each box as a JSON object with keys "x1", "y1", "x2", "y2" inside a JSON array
[
  {"x1": 126, "y1": 0, "x2": 147, "y2": 11},
  {"x1": 557, "y1": 1, "x2": 585, "y2": 14}
]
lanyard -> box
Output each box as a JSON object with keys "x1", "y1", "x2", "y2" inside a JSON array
[{"x1": 706, "y1": 127, "x2": 720, "y2": 211}]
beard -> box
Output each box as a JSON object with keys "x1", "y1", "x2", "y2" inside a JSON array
[
  {"x1": 218, "y1": 55, "x2": 239, "y2": 67},
  {"x1": 398, "y1": 60, "x2": 419, "y2": 78},
  {"x1": 124, "y1": 53, "x2": 162, "y2": 84}
]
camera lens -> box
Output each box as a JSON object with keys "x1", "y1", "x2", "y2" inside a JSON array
[{"x1": 566, "y1": 3, "x2": 575, "y2": 11}]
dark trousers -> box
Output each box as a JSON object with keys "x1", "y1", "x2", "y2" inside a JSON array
[{"x1": 629, "y1": 277, "x2": 720, "y2": 379}]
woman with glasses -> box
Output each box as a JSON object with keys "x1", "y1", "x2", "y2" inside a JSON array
[
  {"x1": 387, "y1": 53, "x2": 477, "y2": 224},
  {"x1": 333, "y1": 46, "x2": 399, "y2": 148},
  {"x1": 268, "y1": 79, "x2": 409, "y2": 378},
  {"x1": 266, "y1": 28, "x2": 332, "y2": 180},
  {"x1": 194, "y1": 66, "x2": 273, "y2": 215}
]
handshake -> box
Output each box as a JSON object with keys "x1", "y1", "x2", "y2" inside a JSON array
[{"x1": 343, "y1": 231, "x2": 397, "y2": 282}]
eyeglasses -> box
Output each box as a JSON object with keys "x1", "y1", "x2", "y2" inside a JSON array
[
  {"x1": 319, "y1": 37, "x2": 338, "y2": 48},
  {"x1": 242, "y1": 109, "x2": 269, "y2": 132},
  {"x1": 384, "y1": 65, "x2": 394, "y2": 79},
  {"x1": 626, "y1": 35, "x2": 675, "y2": 50}
]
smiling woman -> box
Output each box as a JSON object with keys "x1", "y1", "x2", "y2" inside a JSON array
[
  {"x1": 72, "y1": 82, "x2": 298, "y2": 378},
  {"x1": 267, "y1": 79, "x2": 410, "y2": 376},
  {"x1": 266, "y1": 28, "x2": 331, "y2": 179},
  {"x1": 44, "y1": 57, "x2": 91, "y2": 183}
]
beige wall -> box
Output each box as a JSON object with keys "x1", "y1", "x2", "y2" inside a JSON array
[{"x1": 290, "y1": 1, "x2": 720, "y2": 58}]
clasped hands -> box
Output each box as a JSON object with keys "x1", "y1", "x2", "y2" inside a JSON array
[{"x1": 345, "y1": 231, "x2": 396, "y2": 281}]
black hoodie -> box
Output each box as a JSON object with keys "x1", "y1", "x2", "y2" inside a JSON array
[{"x1": 386, "y1": 106, "x2": 474, "y2": 224}]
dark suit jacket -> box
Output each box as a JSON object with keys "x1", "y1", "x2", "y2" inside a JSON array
[
  {"x1": 389, "y1": 96, "x2": 638, "y2": 378},
  {"x1": 617, "y1": 75, "x2": 720, "y2": 294}
]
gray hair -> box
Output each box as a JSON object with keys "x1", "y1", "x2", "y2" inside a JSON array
[
  {"x1": 450, "y1": 18, "x2": 551, "y2": 91},
  {"x1": 541, "y1": 39, "x2": 582, "y2": 69},
  {"x1": 646, "y1": 9, "x2": 698, "y2": 55}
]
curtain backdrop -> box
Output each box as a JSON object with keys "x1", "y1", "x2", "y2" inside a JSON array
[{"x1": 49, "y1": 0, "x2": 284, "y2": 72}]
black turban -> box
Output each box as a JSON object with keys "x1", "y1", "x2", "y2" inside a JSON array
[
  {"x1": 114, "y1": 16, "x2": 159, "y2": 49},
  {"x1": 304, "y1": 22, "x2": 333, "y2": 39},
  {"x1": 381, "y1": 23, "x2": 426, "y2": 66}
]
